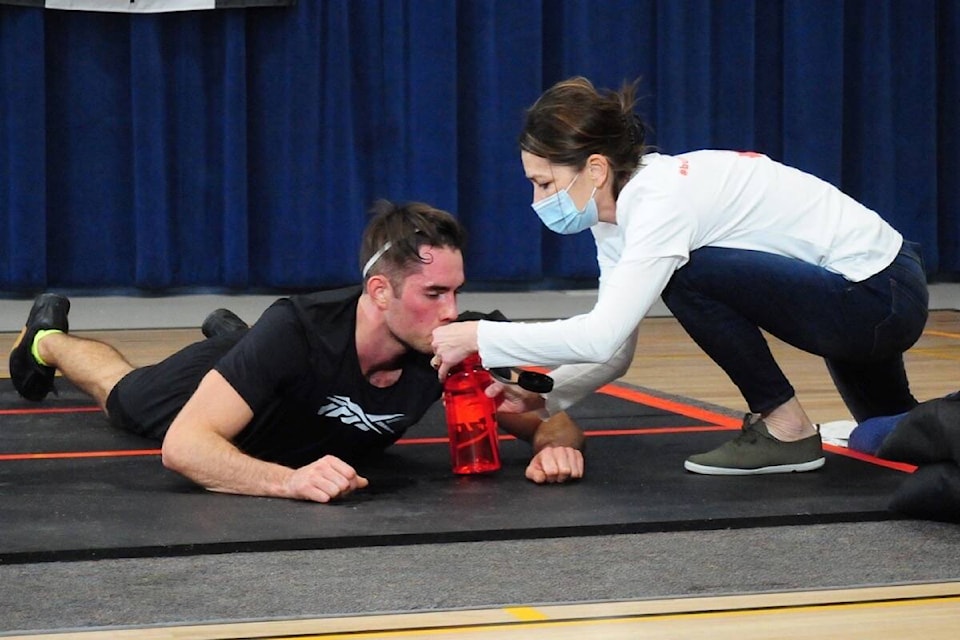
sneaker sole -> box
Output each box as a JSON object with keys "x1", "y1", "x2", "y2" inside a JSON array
[{"x1": 683, "y1": 457, "x2": 826, "y2": 476}]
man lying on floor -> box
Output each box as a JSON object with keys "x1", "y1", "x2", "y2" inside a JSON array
[{"x1": 7, "y1": 201, "x2": 585, "y2": 503}]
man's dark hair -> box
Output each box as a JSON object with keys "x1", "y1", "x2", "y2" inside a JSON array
[{"x1": 359, "y1": 200, "x2": 466, "y2": 287}]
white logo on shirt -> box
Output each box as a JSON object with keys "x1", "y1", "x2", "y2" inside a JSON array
[{"x1": 316, "y1": 395, "x2": 405, "y2": 435}]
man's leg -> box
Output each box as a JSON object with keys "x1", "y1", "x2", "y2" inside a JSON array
[
  {"x1": 9, "y1": 293, "x2": 71, "y2": 401},
  {"x1": 38, "y1": 308, "x2": 250, "y2": 415},
  {"x1": 9, "y1": 293, "x2": 135, "y2": 411},
  {"x1": 201, "y1": 308, "x2": 249, "y2": 338},
  {"x1": 36, "y1": 333, "x2": 134, "y2": 411}
]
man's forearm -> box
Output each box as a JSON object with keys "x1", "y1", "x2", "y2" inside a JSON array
[
  {"x1": 531, "y1": 411, "x2": 586, "y2": 453},
  {"x1": 498, "y1": 411, "x2": 585, "y2": 452},
  {"x1": 162, "y1": 428, "x2": 295, "y2": 498}
]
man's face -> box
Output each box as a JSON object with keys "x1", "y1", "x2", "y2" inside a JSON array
[{"x1": 385, "y1": 246, "x2": 464, "y2": 354}]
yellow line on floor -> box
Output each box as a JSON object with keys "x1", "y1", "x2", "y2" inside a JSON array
[
  {"x1": 502, "y1": 606, "x2": 549, "y2": 621},
  {"x1": 259, "y1": 594, "x2": 960, "y2": 639}
]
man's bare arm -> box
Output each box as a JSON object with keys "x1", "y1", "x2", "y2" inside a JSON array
[
  {"x1": 161, "y1": 370, "x2": 368, "y2": 502},
  {"x1": 497, "y1": 411, "x2": 585, "y2": 483}
]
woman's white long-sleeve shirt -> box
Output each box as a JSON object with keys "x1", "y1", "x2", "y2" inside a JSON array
[{"x1": 479, "y1": 151, "x2": 904, "y2": 414}]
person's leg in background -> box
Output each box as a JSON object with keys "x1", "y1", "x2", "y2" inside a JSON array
[{"x1": 661, "y1": 243, "x2": 928, "y2": 474}]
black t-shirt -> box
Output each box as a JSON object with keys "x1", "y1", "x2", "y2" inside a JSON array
[{"x1": 215, "y1": 286, "x2": 442, "y2": 467}]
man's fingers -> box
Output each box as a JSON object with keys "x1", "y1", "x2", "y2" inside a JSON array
[
  {"x1": 565, "y1": 448, "x2": 585, "y2": 479},
  {"x1": 527, "y1": 465, "x2": 547, "y2": 483},
  {"x1": 292, "y1": 456, "x2": 369, "y2": 503},
  {"x1": 484, "y1": 380, "x2": 506, "y2": 398},
  {"x1": 323, "y1": 455, "x2": 362, "y2": 479},
  {"x1": 306, "y1": 473, "x2": 368, "y2": 502},
  {"x1": 526, "y1": 447, "x2": 584, "y2": 484},
  {"x1": 539, "y1": 451, "x2": 562, "y2": 480}
]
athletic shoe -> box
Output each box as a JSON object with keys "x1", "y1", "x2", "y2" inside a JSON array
[
  {"x1": 9, "y1": 293, "x2": 71, "y2": 402},
  {"x1": 684, "y1": 414, "x2": 825, "y2": 475},
  {"x1": 201, "y1": 308, "x2": 249, "y2": 338}
]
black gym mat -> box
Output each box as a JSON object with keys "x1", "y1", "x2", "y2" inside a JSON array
[{"x1": 0, "y1": 380, "x2": 913, "y2": 564}]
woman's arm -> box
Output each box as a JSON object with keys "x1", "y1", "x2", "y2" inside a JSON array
[
  {"x1": 429, "y1": 256, "x2": 676, "y2": 380},
  {"x1": 543, "y1": 327, "x2": 639, "y2": 415}
]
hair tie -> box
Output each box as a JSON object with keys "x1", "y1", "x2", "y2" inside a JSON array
[{"x1": 362, "y1": 241, "x2": 392, "y2": 278}]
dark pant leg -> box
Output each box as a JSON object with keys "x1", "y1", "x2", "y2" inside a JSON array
[
  {"x1": 661, "y1": 244, "x2": 928, "y2": 418},
  {"x1": 824, "y1": 355, "x2": 914, "y2": 421},
  {"x1": 106, "y1": 333, "x2": 244, "y2": 440},
  {"x1": 661, "y1": 253, "x2": 796, "y2": 415},
  {"x1": 823, "y1": 242, "x2": 929, "y2": 420}
]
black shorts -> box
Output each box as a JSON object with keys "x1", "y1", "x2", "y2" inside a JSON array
[{"x1": 105, "y1": 333, "x2": 244, "y2": 441}]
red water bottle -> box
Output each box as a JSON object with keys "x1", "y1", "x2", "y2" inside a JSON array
[{"x1": 443, "y1": 354, "x2": 501, "y2": 474}]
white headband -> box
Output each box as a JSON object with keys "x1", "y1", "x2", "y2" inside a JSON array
[{"x1": 361, "y1": 241, "x2": 393, "y2": 278}]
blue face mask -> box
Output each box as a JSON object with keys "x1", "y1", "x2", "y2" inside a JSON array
[{"x1": 531, "y1": 172, "x2": 599, "y2": 235}]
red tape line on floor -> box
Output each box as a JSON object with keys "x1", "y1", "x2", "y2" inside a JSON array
[
  {"x1": 0, "y1": 449, "x2": 160, "y2": 461},
  {"x1": 0, "y1": 406, "x2": 100, "y2": 416},
  {"x1": 0, "y1": 383, "x2": 914, "y2": 472}
]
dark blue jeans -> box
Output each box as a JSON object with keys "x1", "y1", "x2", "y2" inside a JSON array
[{"x1": 660, "y1": 242, "x2": 928, "y2": 421}]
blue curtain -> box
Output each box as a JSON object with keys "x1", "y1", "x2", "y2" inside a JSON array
[{"x1": 1, "y1": 0, "x2": 957, "y2": 293}]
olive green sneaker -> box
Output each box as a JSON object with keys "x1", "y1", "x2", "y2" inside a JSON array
[{"x1": 684, "y1": 415, "x2": 825, "y2": 475}]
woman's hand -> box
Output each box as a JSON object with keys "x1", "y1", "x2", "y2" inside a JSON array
[{"x1": 430, "y1": 320, "x2": 480, "y2": 379}]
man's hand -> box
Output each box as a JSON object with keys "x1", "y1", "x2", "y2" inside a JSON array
[
  {"x1": 526, "y1": 445, "x2": 584, "y2": 484},
  {"x1": 497, "y1": 411, "x2": 585, "y2": 484},
  {"x1": 284, "y1": 455, "x2": 369, "y2": 503}
]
